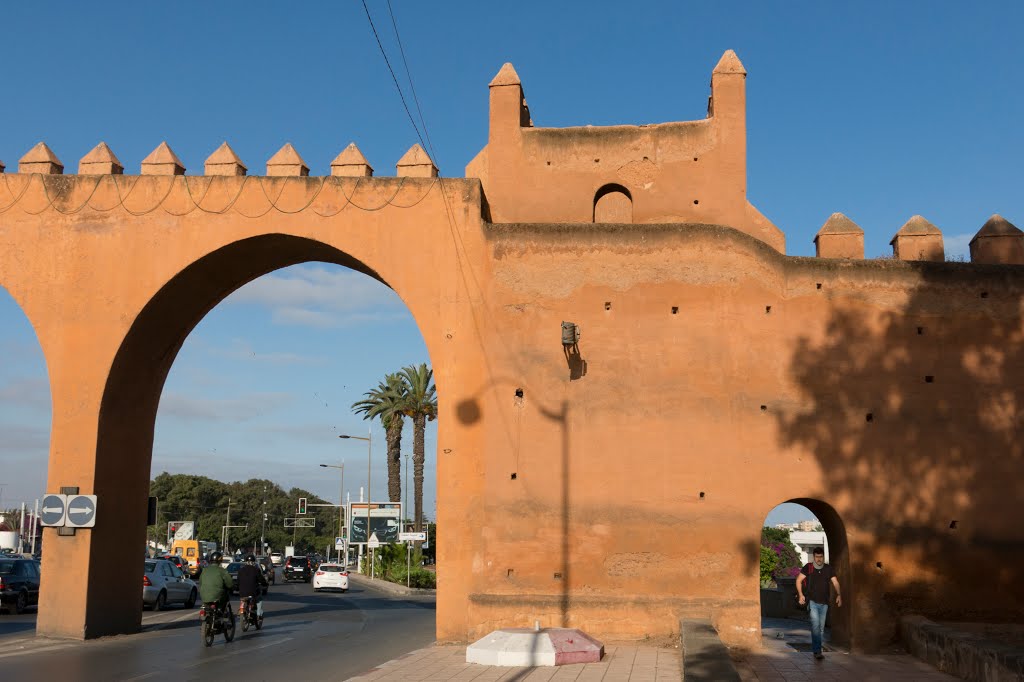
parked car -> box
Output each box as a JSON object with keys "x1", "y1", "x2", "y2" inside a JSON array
[
  {"x1": 158, "y1": 554, "x2": 190, "y2": 574},
  {"x1": 269, "y1": 552, "x2": 283, "y2": 567},
  {"x1": 283, "y1": 555, "x2": 312, "y2": 583},
  {"x1": 0, "y1": 557, "x2": 41, "y2": 614},
  {"x1": 143, "y1": 559, "x2": 198, "y2": 610},
  {"x1": 312, "y1": 563, "x2": 349, "y2": 592}
]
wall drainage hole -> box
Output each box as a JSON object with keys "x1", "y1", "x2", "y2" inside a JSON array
[
  {"x1": 925, "y1": 375, "x2": 935, "y2": 383},
  {"x1": 604, "y1": 301, "x2": 611, "y2": 311},
  {"x1": 507, "y1": 568, "x2": 515, "y2": 577},
  {"x1": 546, "y1": 161, "x2": 551, "y2": 166},
  {"x1": 693, "y1": 199, "x2": 699, "y2": 205},
  {"x1": 699, "y1": 491, "x2": 706, "y2": 500},
  {"x1": 510, "y1": 472, "x2": 517, "y2": 480},
  {"x1": 693, "y1": 157, "x2": 698, "y2": 162},
  {"x1": 949, "y1": 520, "x2": 958, "y2": 529},
  {"x1": 643, "y1": 156, "x2": 649, "y2": 161},
  {"x1": 866, "y1": 413, "x2": 874, "y2": 422},
  {"x1": 917, "y1": 326, "x2": 924, "y2": 335},
  {"x1": 765, "y1": 305, "x2": 772, "y2": 314},
  {"x1": 760, "y1": 405, "x2": 768, "y2": 412},
  {"x1": 553, "y1": 572, "x2": 563, "y2": 580},
  {"x1": 875, "y1": 562, "x2": 884, "y2": 570},
  {"x1": 515, "y1": 388, "x2": 524, "y2": 398},
  {"x1": 980, "y1": 292, "x2": 989, "y2": 298},
  {"x1": 671, "y1": 306, "x2": 679, "y2": 314},
  {"x1": 816, "y1": 283, "x2": 822, "y2": 290},
  {"x1": 594, "y1": 158, "x2": 600, "y2": 163}
]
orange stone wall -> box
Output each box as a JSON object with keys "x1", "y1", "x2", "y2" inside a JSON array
[{"x1": 0, "y1": 52, "x2": 1021, "y2": 652}]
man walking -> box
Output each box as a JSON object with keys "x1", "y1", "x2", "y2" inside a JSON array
[{"x1": 796, "y1": 547, "x2": 841, "y2": 660}]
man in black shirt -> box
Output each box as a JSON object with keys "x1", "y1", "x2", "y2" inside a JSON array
[
  {"x1": 796, "y1": 547, "x2": 842, "y2": 660},
  {"x1": 237, "y1": 554, "x2": 268, "y2": 619}
]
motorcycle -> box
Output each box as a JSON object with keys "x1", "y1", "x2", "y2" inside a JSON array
[
  {"x1": 199, "y1": 601, "x2": 236, "y2": 647},
  {"x1": 239, "y1": 596, "x2": 264, "y2": 632}
]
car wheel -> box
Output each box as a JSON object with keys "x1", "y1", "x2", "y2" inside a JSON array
[
  {"x1": 155, "y1": 590, "x2": 167, "y2": 611},
  {"x1": 15, "y1": 590, "x2": 29, "y2": 614},
  {"x1": 185, "y1": 588, "x2": 197, "y2": 609}
]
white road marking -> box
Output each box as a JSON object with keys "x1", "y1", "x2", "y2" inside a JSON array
[
  {"x1": 182, "y1": 635, "x2": 294, "y2": 667},
  {"x1": 0, "y1": 643, "x2": 74, "y2": 660}
]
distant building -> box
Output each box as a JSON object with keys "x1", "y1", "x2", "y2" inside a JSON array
[
  {"x1": 797, "y1": 520, "x2": 817, "y2": 532},
  {"x1": 790, "y1": 530, "x2": 828, "y2": 565}
]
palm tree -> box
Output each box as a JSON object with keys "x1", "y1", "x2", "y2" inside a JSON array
[
  {"x1": 352, "y1": 374, "x2": 407, "y2": 503},
  {"x1": 399, "y1": 363, "x2": 437, "y2": 532}
]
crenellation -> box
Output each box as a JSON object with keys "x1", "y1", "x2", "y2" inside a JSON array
[
  {"x1": 204, "y1": 142, "x2": 247, "y2": 176},
  {"x1": 331, "y1": 143, "x2": 373, "y2": 177},
  {"x1": 396, "y1": 143, "x2": 438, "y2": 178},
  {"x1": 78, "y1": 142, "x2": 124, "y2": 175},
  {"x1": 890, "y1": 215, "x2": 944, "y2": 262},
  {"x1": 141, "y1": 142, "x2": 185, "y2": 176},
  {"x1": 18, "y1": 142, "x2": 63, "y2": 174},
  {"x1": 814, "y1": 213, "x2": 864, "y2": 259},
  {"x1": 266, "y1": 143, "x2": 309, "y2": 177},
  {"x1": 969, "y1": 214, "x2": 1024, "y2": 265}
]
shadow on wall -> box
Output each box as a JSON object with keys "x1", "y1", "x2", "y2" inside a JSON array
[{"x1": 773, "y1": 262, "x2": 1024, "y2": 648}]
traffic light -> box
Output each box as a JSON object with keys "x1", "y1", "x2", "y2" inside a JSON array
[
  {"x1": 147, "y1": 496, "x2": 158, "y2": 525},
  {"x1": 298, "y1": 497, "x2": 307, "y2": 515}
]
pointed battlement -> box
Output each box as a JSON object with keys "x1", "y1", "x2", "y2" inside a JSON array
[
  {"x1": 205, "y1": 142, "x2": 247, "y2": 176},
  {"x1": 79, "y1": 142, "x2": 124, "y2": 175},
  {"x1": 331, "y1": 143, "x2": 373, "y2": 177},
  {"x1": 141, "y1": 142, "x2": 185, "y2": 175},
  {"x1": 267, "y1": 143, "x2": 309, "y2": 177},
  {"x1": 814, "y1": 213, "x2": 864, "y2": 259},
  {"x1": 970, "y1": 214, "x2": 1024, "y2": 264},
  {"x1": 19, "y1": 142, "x2": 63, "y2": 174},
  {"x1": 396, "y1": 144, "x2": 437, "y2": 178},
  {"x1": 891, "y1": 215, "x2": 944, "y2": 262}
]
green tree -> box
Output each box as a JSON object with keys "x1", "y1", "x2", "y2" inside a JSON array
[
  {"x1": 399, "y1": 363, "x2": 437, "y2": 532},
  {"x1": 760, "y1": 545, "x2": 778, "y2": 586},
  {"x1": 352, "y1": 373, "x2": 407, "y2": 503}
]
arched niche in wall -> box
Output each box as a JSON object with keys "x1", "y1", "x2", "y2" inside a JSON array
[{"x1": 593, "y1": 184, "x2": 633, "y2": 224}]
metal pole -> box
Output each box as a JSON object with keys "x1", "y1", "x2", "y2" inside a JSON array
[
  {"x1": 225, "y1": 498, "x2": 231, "y2": 554},
  {"x1": 19, "y1": 502, "x2": 26, "y2": 554},
  {"x1": 338, "y1": 462, "x2": 344, "y2": 562},
  {"x1": 407, "y1": 542, "x2": 412, "y2": 587},
  {"x1": 30, "y1": 499, "x2": 39, "y2": 555},
  {"x1": 260, "y1": 486, "x2": 267, "y2": 556}
]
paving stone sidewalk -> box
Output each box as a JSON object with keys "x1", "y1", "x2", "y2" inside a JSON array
[{"x1": 346, "y1": 643, "x2": 682, "y2": 681}]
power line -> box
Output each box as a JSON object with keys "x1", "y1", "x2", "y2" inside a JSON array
[
  {"x1": 385, "y1": 0, "x2": 439, "y2": 167},
  {"x1": 360, "y1": 0, "x2": 428, "y2": 156}
]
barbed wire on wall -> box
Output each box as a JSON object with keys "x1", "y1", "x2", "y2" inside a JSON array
[{"x1": 0, "y1": 172, "x2": 442, "y2": 219}]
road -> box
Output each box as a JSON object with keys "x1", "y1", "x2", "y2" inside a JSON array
[{"x1": 0, "y1": 571, "x2": 435, "y2": 680}]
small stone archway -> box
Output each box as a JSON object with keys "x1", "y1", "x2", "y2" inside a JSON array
[
  {"x1": 593, "y1": 184, "x2": 633, "y2": 223},
  {"x1": 760, "y1": 498, "x2": 853, "y2": 650}
]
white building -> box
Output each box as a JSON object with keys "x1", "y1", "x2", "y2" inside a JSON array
[{"x1": 789, "y1": 530, "x2": 829, "y2": 565}]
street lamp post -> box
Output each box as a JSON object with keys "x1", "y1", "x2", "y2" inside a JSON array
[
  {"x1": 260, "y1": 485, "x2": 267, "y2": 556},
  {"x1": 339, "y1": 430, "x2": 371, "y2": 573},
  {"x1": 319, "y1": 461, "x2": 345, "y2": 562}
]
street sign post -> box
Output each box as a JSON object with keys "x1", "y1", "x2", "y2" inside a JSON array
[
  {"x1": 65, "y1": 495, "x2": 97, "y2": 528},
  {"x1": 398, "y1": 531, "x2": 426, "y2": 587},
  {"x1": 40, "y1": 494, "x2": 67, "y2": 527},
  {"x1": 398, "y1": 532, "x2": 427, "y2": 542},
  {"x1": 335, "y1": 537, "x2": 345, "y2": 550},
  {"x1": 367, "y1": 532, "x2": 380, "y2": 580}
]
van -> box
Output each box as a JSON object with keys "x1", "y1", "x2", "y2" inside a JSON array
[
  {"x1": 269, "y1": 552, "x2": 283, "y2": 567},
  {"x1": 170, "y1": 540, "x2": 212, "y2": 576}
]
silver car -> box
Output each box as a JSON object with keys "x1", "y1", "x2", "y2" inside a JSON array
[{"x1": 143, "y1": 559, "x2": 198, "y2": 610}]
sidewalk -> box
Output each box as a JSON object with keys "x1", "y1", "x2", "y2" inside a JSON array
[
  {"x1": 347, "y1": 643, "x2": 682, "y2": 681},
  {"x1": 733, "y1": 619, "x2": 958, "y2": 681}
]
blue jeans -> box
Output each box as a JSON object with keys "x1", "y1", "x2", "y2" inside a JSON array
[{"x1": 808, "y1": 600, "x2": 828, "y2": 654}]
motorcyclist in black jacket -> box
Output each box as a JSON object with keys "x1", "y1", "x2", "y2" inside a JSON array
[{"x1": 237, "y1": 554, "x2": 268, "y2": 618}]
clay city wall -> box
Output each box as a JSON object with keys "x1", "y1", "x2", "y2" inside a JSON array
[{"x1": 0, "y1": 51, "x2": 1021, "y2": 651}]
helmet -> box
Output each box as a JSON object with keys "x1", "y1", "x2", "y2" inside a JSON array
[
  {"x1": 246, "y1": 554, "x2": 256, "y2": 563},
  {"x1": 209, "y1": 551, "x2": 223, "y2": 563}
]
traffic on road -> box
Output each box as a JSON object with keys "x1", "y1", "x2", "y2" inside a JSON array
[{"x1": 0, "y1": 563, "x2": 435, "y2": 679}]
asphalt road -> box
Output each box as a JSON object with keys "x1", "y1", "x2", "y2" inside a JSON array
[{"x1": 0, "y1": 570, "x2": 436, "y2": 680}]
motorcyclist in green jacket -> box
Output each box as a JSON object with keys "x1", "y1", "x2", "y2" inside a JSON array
[{"x1": 198, "y1": 551, "x2": 233, "y2": 615}]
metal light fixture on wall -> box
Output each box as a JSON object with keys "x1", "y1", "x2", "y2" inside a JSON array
[{"x1": 561, "y1": 321, "x2": 580, "y2": 347}]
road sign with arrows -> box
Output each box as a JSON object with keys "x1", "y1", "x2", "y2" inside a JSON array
[
  {"x1": 66, "y1": 495, "x2": 98, "y2": 528},
  {"x1": 40, "y1": 494, "x2": 67, "y2": 527}
]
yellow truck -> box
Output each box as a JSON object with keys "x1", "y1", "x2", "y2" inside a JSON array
[{"x1": 170, "y1": 540, "x2": 216, "y2": 576}]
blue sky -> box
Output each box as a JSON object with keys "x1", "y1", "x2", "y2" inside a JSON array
[{"x1": 1, "y1": 1, "x2": 1022, "y2": 525}]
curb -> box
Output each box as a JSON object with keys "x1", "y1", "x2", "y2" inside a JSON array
[{"x1": 348, "y1": 571, "x2": 436, "y2": 597}]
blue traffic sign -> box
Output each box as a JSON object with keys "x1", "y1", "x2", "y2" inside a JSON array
[
  {"x1": 40, "y1": 494, "x2": 67, "y2": 527},
  {"x1": 66, "y1": 494, "x2": 98, "y2": 528}
]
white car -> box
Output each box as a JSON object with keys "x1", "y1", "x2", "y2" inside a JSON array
[
  {"x1": 269, "y1": 552, "x2": 283, "y2": 567},
  {"x1": 312, "y1": 563, "x2": 349, "y2": 592}
]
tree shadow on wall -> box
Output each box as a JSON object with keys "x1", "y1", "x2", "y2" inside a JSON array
[{"x1": 774, "y1": 261, "x2": 1024, "y2": 648}]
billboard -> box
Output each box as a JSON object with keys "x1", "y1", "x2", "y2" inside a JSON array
[{"x1": 348, "y1": 502, "x2": 401, "y2": 545}]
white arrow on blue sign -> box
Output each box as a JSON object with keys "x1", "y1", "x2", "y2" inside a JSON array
[
  {"x1": 65, "y1": 495, "x2": 98, "y2": 528},
  {"x1": 40, "y1": 494, "x2": 67, "y2": 527}
]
